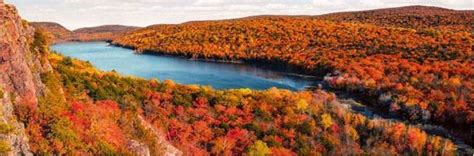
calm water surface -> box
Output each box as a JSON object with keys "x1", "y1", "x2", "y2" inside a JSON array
[{"x1": 51, "y1": 42, "x2": 316, "y2": 90}]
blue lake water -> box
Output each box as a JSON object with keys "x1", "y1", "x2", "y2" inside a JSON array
[{"x1": 51, "y1": 42, "x2": 316, "y2": 90}]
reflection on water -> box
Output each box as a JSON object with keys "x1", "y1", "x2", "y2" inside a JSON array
[{"x1": 51, "y1": 42, "x2": 317, "y2": 90}]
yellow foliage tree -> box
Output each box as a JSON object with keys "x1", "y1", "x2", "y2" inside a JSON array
[
  {"x1": 321, "y1": 114, "x2": 333, "y2": 130},
  {"x1": 248, "y1": 140, "x2": 271, "y2": 156},
  {"x1": 296, "y1": 99, "x2": 308, "y2": 111}
]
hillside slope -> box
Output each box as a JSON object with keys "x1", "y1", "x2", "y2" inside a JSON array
[
  {"x1": 73, "y1": 25, "x2": 140, "y2": 34},
  {"x1": 113, "y1": 6, "x2": 473, "y2": 145},
  {"x1": 316, "y1": 5, "x2": 473, "y2": 32},
  {"x1": 71, "y1": 25, "x2": 140, "y2": 42},
  {"x1": 50, "y1": 52, "x2": 460, "y2": 155},
  {"x1": 30, "y1": 22, "x2": 72, "y2": 43}
]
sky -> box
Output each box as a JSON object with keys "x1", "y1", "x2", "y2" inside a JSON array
[{"x1": 5, "y1": 0, "x2": 473, "y2": 30}]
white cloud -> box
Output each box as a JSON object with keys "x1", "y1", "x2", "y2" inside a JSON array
[
  {"x1": 5, "y1": 0, "x2": 473, "y2": 29},
  {"x1": 194, "y1": 0, "x2": 225, "y2": 6}
]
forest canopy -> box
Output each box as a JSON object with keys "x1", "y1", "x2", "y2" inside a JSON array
[{"x1": 113, "y1": 14, "x2": 473, "y2": 141}]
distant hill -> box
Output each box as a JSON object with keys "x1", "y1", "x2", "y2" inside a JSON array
[
  {"x1": 30, "y1": 23, "x2": 141, "y2": 43},
  {"x1": 70, "y1": 25, "x2": 141, "y2": 42},
  {"x1": 146, "y1": 6, "x2": 472, "y2": 32},
  {"x1": 30, "y1": 22, "x2": 72, "y2": 42},
  {"x1": 315, "y1": 5, "x2": 473, "y2": 32},
  {"x1": 73, "y1": 25, "x2": 140, "y2": 33}
]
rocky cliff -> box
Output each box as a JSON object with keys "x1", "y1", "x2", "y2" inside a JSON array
[{"x1": 0, "y1": 2, "x2": 50, "y2": 155}]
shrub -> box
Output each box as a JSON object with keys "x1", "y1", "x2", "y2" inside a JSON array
[
  {"x1": 0, "y1": 141, "x2": 11, "y2": 153},
  {"x1": 0, "y1": 123, "x2": 15, "y2": 135}
]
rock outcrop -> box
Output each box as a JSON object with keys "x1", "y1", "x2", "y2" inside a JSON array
[
  {"x1": 0, "y1": 1, "x2": 50, "y2": 155},
  {"x1": 126, "y1": 140, "x2": 151, "y2": 156},
  {"x1": 137, "y1": 116, "x2": 182, "y2": 156}
]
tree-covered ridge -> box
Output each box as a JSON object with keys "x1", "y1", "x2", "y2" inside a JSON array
[
  {"x1": 71, "y1": 25, "x2": 141, "y2": 42},
  {"x1": 316, "y1": 6, "x2": 473, "y2": 32},
  {"x1": 30, "y1": 23, "x2": 140, "y2": 43},
  {"x1": 112, "y1": 16, "x2": 473, "y2": 142},
  {"x1": 30, "y1": 22, "x2": 72, "y2": 43}
]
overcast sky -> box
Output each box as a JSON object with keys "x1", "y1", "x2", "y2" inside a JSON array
[{"x1": 5, "y1": 0, "x2": 473, "y2": 30}]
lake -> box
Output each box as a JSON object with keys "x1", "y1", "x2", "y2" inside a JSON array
[{"x1": 51, "y1": 42, "x2": 317, "y2": 90}]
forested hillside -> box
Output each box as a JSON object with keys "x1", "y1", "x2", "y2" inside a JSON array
[
  {"x1": 30, "y1": 22, "x2": 72, "y2": 42},
  {"x1": 71, "y1": 25, "x2": 140, "y2": 42},
  {"x1": 316, "y1": 5, "x2": 473, "y2": 32},
  {"x1": 48, "y1": 53, "x2": 458, "y2": 155},
  {"x1": 73, "y1": 25, "x2": 140, "y2": 34},
  {"x1": 113, "y1": 6, "x2": 473, "y2": 145}
]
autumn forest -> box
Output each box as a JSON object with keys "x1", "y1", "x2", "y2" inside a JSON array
[{"x1": 0, "y1": 1, "x2": 473, "y2": 155}]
